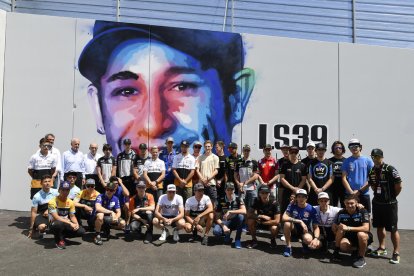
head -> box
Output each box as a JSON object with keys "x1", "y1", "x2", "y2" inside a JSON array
[
  {"x1": 204, "y1": 140, "x2": 213, "y2": 154},
  {"x1": 344, "y1": 194, "x2": 359, "y2": 213},
  {"x1": 331, "y1": 140, "x2": 345, "y2": 157},
  {"x1": 79, "y1": 22, "x2": 255, "y2": 155},
  {"x1": 165, "y1": 137, "x2": 174, "y2": 151},
  {"x1": 228, "y1": 142, "x2": 238, "y2": 156},
  {"x1": 135, "y1": 181, "x2": 146, "y2": 197},
  {"x1": 105, "y1": 181, "x2": 117, "y2": 197},
  {"x1": 89, "y1": 143, "x2": 98, "y2": 155},
  {"x1": 242, "y1": 144, "x2": 251, "y2": 158},
  {"x1": 295, "y1": 189, "x2": 308, "y2": 205},
  {"x1": 193, "y1": 141, "x2": 202, "y2": 155},
  {"x1": 194, "y1": 183, "x2": 205, "y2": 199},
  {"x1": 317, "y1": 192, "x2": 330, "y2": 209},
  {"x1": 315, "y1": 143, "x2": 327, "y2": 159},
  {"x1": 180, "y1": 140, "x2": 190, "y2": 154},
  {"x1": 288, "y1": 146, "x2": 299, "y2": 161},
  {"x1": 225, "y1": 182, "x2": 235, "y2": 198},
  {"x1": 258, "y1": 186, "x2": 271, "y2": 201},
  {"x1": 123, "y1": 138, "x2": 132, "y2": 151},
  {"x1": 41, "y1": 174, "x2": 53, "y2": 190},
  {"x1": 66, "y1": 171, "x2": 77, "y2": 185},
  {"x1": 166, "y1": 184, "x2": 176, "y2": 200},
  {"x1": 150, "y1": 146, "x2": 159, "y2": 159},
  {"x1": 44, "y1": 133, "x2": 55, "y2": 145},
  {"x1": 215, "y1": 141, "x2": 225, "y2": 155},
  {"x1": 348, "y1": 138, "x2": 362, "y2": 156},
  {"x1": 71, "y1": 138, "x2": 80, "y2": 152},
  {"x1": 370, "y1": 148, "x2": 384, "y2": 167},
  {"x1": 58, "y1": 181, "x2": 71, "y2": 199},
  {"x1": 85, "y1": 179, "x2": 96, "y2": 191},
  {"x1": 263, "y1": 144, "x2": 272, "y2": 158},
  {"x1": 138, "y1": 143, "x2": 148, "y2": 156},
  {"x1": 306, "y1": 142, "x2": 315, "y2": 157},
  {"x1": 109, "y1": 176, "x2": 119, "y2": 188},
  {"x1": 280, "y1": 144, "x2": 290, "y2": 158},
  {"x1": 102, "y1": 143, "x2": 113, "y2": 157},
  {"x1": 39, "y1": 138, "x2": 51, "y2": 155}
]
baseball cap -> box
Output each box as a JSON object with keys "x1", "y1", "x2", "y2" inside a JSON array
[
  {"x1": 318, "y1": 192, "x2": 330, "y2": 200},
  {"x1": 296, "y1": 189, "x2": 308, "y2": 196},
  {"x1": 264, "y1": 144, "x2": 272, "y2": 149},
  {"x1": 371, "y1": 148, "x2": 384, "y2": 157},
  {"x1": 315, "y1": 143, "x2": 327, "y2": 151},
  {"x1": 242, "y1": 144, "x2": 251, "y2": 151},
  {"x1": 225, "y1": 182, "x2": 235, "y2": 190},
  {"x1": 306, "y1": 142, "x2": 315, "y2": 148},
  {"x1": 258, "y1": 185, "x2": 270, "y2": 193},
  {"x1": 107, "y1": 182, "x2": 117, "y2": 190},
  {"x1": 193, "y1": 141, "x2": 202, "y2": 147},
  {"x1": 138, "y1": 143, "x2": 148, "y2": 149},
  {"x1": 86, "y1": 179, "x2": 95, "y2": 185},
  {"x1": 66, "y1": 170, "x2": 77, "y2": 177},
  {"x1": 59, "y1": 181, "x2": 71, "y2": 190},
  {"x1": 136, "y1": 181, "x2": 146, "y2": 188},
  {"x1": 194, "y1": 183, "x2": 205, "y2": 191},
  {"x1": 165, "y1": 137, "x2": 174, "y2": 143},
  {"x1": 289, "y1": 146, "x2": 299, "y2": 153},
  {"x1": 280, "y1": 144, "x2": 290, "y2": 149},
  {"x1": 167, "y1": 184, "x2": 176, "y2": 192},
  {"x1": 181, "y1": 140, "x2": 190, "y2": 147},
  {"x1": 123, "y1": 138, "x2": 131, "y2": 145},
  {"x1": 348, "y1": 138, "x2": 361, "y2": 146},
  {"x1": 228, "y1": 142, "x2": 238, "y2": 149}
]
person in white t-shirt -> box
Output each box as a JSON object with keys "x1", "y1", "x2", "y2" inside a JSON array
[
  {"x1": 143, "y1": 146, "x2": 166, "y2": 202},
  {"x1": 196, "y1": 140, "x2": 219, "y2": 205},
  {"x1": 153, "y1": 184, "x2": 185, "y2": 245},
  {"x1": 184, "y1": 183, "x2": 214, "y2": 245}
]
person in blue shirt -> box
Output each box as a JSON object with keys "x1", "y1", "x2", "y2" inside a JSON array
[
  {"x1": 282, "y1": 189, "x2": 321, "y2": 257},
  {"x1": 93, "y1": 182, "x2": 126, "y2": 245},
  {"x1": 159, "y1": 137, "x2": 176, "y2": 193},
  {"x1": 342, "y1": 139, "x2": 374, "y2": 213}
]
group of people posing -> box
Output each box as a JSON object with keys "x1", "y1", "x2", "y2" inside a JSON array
[{"x1": 27, "y1": 134, "x2": 403, "y2": 268}]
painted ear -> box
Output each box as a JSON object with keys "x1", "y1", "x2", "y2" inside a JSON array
[
  {"x1": 228, "y1": 68, "x2": 256, "y2": 125},
  {"x1": 87, "y1": 85, "x2": 105, "y2": 134}
]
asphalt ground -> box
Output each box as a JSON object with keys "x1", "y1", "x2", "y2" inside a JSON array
[{"x1": 0, "y1": 210, "x2": 413, "y2": 276}]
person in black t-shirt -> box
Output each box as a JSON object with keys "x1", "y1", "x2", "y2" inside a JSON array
[
  {"x1": 114, "y1": 139, "x2": 136, "y2": 195},
  {"x1": 225, "y1": 142, "x2": 241, "y2": 194},
  {"x1": 368, "y1": 148, "x2": 402, "y2": 264},
  {"x1": 215, "y1": 141, "x2": 227, "y2": 198},
  {"x1": 279, "y1": 146, "x2": 307, "y2": 213},
  {"x1": 96, "y1": 143, "x2": 116, "y2": 193},
  {"x1": 329, "y1": 141, "x2": 346, "y2": 207},
  {"x1": 307, "y1": 143, "x2": 334, "y2": 206},
  {"x1": 246, "y1": 185, "x2": 281, "y2": 249},
  {"x1": 277, "y1": 144, "x2": 291, "y2": 208}
]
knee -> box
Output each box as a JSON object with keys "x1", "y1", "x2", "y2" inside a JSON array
[
  {"x1": 177, "y1": 219, "x2": 186, "y2": 228},
  {"x1": 302, "y1": 233, "x2": 313, "y2": 244},
  {"x1": 270, "y1": 225, "x2": 278, "y2": 233},
  {"x1": 357, "y1": 232, "x2": 368, "y2": 241},
  {"x1": 284, "y1": 221, "x2": 292, "y2": 231},
  {"x1": 152, "y1": 218, "x2": 159, "y2": 226},
  {"x1": 184, "y1": 223, "x2": 192, "y2": 233},
  {"x1": 96, "y1": 213, "x2": 104, "y2": 221}
]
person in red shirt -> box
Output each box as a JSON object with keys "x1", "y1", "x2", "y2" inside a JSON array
[{"x1": 258, "y1": 144, "x2": 279, "y2": 200}]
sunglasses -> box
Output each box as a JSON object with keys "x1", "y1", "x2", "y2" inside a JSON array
[
  {"x1": 349, "y1": 145, "x2": 359, "y2": 149},
  {"x1": 334, "y1": 146, "x2": 343, "y2": 150},
  {"x1": 194, "y1": 145, "x2": 202, "y2": 149},
  {"x1": 106, "y1": 188, "x2": 115, "y2": 192},
  {"x1": 86, "y1": 185, "x2": 95, "y2": 188}
]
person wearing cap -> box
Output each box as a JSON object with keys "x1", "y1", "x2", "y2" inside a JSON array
[
  {"x1": 78, "y1": 21, "x2": 255, "y2": 157},
  {"x1": 96, "y1": 143, "x2": 116, "y2": 193},
  {"x1": 213, "y1": 182, "x2": 246, "y2": 249},
  {"x1": 225, "y1": 142, "x2": 241, "y2": 194},
  {"x1": 107, "y1": 176, "x2": 130, "y2": 220},
  {"x1": 153, "y1": 184, "x2": 185, "y2": 244},
  {"x1": 61, "y1": 138, "x2": 86, "y2": 188},
  {"x1": 127, "y1": 181, "x2": 156, "y2": 244},
  {"x1": 282, "y1": 189, "x2": 320, "y2": 257},
  {"x1": 83, "y1": 143, "x2": 102, "y2": 188},
  {"x1": 28, "y1": 137, "x2": 57, "y2": 199},
  {"x1": 331, "y1": 194, "x2": 372, "y2": 268},
  {"x1": 302, "y1": 142, "x2": 317, "y2": 194},
  {"x1": 133, "y1": 143, "x2": 150, "y2": 186},
  {"x1": 329, "y1": 141, "x2": 346, "y2": 207},
  {"x1": 279, "y1": 146, "x2": 307, "y2": 213},
  {"x1": 114, "y1": 138, "x2": 136, "y2": 196},
  {"x1": 246, "y1": 185, "x2": 281, "y2": 249},
  {"x1": 159, "y1": 137, "x2": 176, "y2": 193},
  {"x1": 172, "y1": 140, "x2": 196, "y2": 203},
  {"x1": 184, "y1": 183, "x2": 214, "y2": 245},
  {"x1": 143, "y1": 146, "x2": 166, "y2": 202},
  {"x1": 307, "y1": 143, "x2": 334, "y2": 206},
  {"x1": 93, "y1": 181, "x2": 126, "y2": 245},
  {"x1": 73, "y1": 178, "x2": 100, "y2": 230},
  {"x1": 258, "y1": 144, "x2": 279, "y2": 201},
  {"x1": 65, "y1": 171, "x2": 81, "y2": 200},
  {"x1": 191, "y1": 141, "x2": 202, "y2": 185},
  {"x1": 48, "y1": 181, "x2": 85, "y2": 249},
  {"x1": 214, "y1": 141, "x2": 227, "y2": 199},
  {"x1": 342, "y1": 139, "x2": 374, "y2": 213},
  {"x1": 28, "y1": 174, "x2": 59, "y2": 239},
  {"x1": 234, "y1": 144, "x2": 259, "y2": 210},
  {"x1": 196, "y1": 140, "x2": 220, "y2": 205},
  {"x1": 368, "y1": 148, "x2": 402, "y2": 264},
  {"x1": 277, "y1": 144, "x2": 291, "y2": 205}
]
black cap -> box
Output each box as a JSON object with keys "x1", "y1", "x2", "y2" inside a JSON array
[
  {"x1": 136, "y1": 181, "x2": 146, "y2": 188},
  {"x1": 315, "y1": 143, "x2": 327, "y2": 151},
  {"x1": 123, "y1": 138, "x2": 131, "y2": 145},
  {"x1": 66, "y1": 171, "x2": 77, "y2": 177},
  {"x1": 107, "y1": 182, "x2": 117, "y2": 190},
  {"x1": 280, "y1": 144, "x2": 290, "y2": 149},
  {"x1": 289, "y1": 146, "x2": 299, "y2": 153},
  {"x1": 242, "y1": 144, "x2": 251, "y2": 151},
  {"x1": 138, "y1": 143, "x2": 147, "y2": 149},
  {"x1": 258, "y1": 185, "x2": 270, "y2": 193},
  {"x1": 225, "y1": 182, "x2": 235, "y2": 190},
  {"x1": 228, "y1": 142, "x2": 238, "y2": 149},
  {"x1": 264, "y1": 144, "x2": 272, "y2": 149},
  {"x1": 194, "y1": 183, "x2": 205, "y2": 191},
  {"x1": 181, "y1": 140, "x2": 190, "y2": 147},
  {"x1": 371, "y1": 148, "x2": 384, "y2": 157}
]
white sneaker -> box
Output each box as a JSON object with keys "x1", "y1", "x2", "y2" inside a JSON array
[
  {"x1": 159, "y1": 228, "x2": 170, "y2": 241},
  {"x1": 173, "y1": 227, "x2": 180, "y2": 242},
  {"x1": 280, "y1": 235, "x2": 286, "y2": 241}
]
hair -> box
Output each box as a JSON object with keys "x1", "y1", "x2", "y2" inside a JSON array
[
  {"x1": 39, "y1": 137, "x2": 46, "y2": 145},
  {"x1": 41, "y1": 174, "x2": 52, "y2": 182},
  {"x1": 102, "y1": 143, "x2": 112, "y2": 151},
  {"x1": 109, "y1": 176, "x2": 118, "y2": 183},
  {"x1": 215, "y1": 141, "x2": 225, "y2": 148},
  {"x1": 151, "y1": 146, "x2": 159, "y2": 151},
  {"x1": 44, "y1": 133, "x2": 55, "y2": 139},
  {"x1": 331, "y1": 140, "x2": 346, "y2": 154},
  {"x1": 204, "y1": 140, "x2": 213, "y2": 146},
  {"x1": 344, "y1": 194, "x2": 359, "y2": 202}
]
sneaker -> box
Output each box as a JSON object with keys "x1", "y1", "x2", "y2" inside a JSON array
[
  {"x1": 94, "y1": 235, "x2": 103, "y2": 245},
  {"x1": 246, "y1": 239, "x2": 258, "y2": 249},
  {"x1": 242, "y1": 225, "x2": 248, "y2": 233},
  {"x1": 283, "y1": 246, "x2": 292, "y2": 257},
  {"x1": 330, "y1": 250, "x2": 342, "y2": 262},
  {"x1": 189, "y1": 234, "x2": 198, "y2": 243},
  {"x1": 143, "y1": 232, "x2": 152, "y2": 244},
  {"x1": 38, "y1": 232, "x2": 44, "y2": 240},
  {"x1": 302, "y1": 243, "x2": 310, "y2": 254},
  {"x1": 270, "y1": 238, "x2": 277, "y2": 248},
  {"x1": 103, "y1": 227, "x2": 111, "y2": 240},
  {"x1": 173, "y1": 228, "x2": 180, "y2": 242},
  {"x1": 124, "y1": 224, "x2": 131, "y2": 234},
  {"x1": 56, "y1": 240, "x2": 66, "y2": 249},
  {"x1": 159, "y1": 228, "x2": 169, "y2": 241},
  {"x1": 370, "y1": 247, "x2": 388, "y2": 257},
  {"x1": 389, "y1": 252, "x2": 400, "y2": 264},
  {"x1": 353, "y1": 256, "x2": 366, "y2": 268},
  {"x1": 201, "y1": 235, "x2": 208, "y2": 246},
  {"x1": 234, "y1": 239, "x2": 242, "y2": 249},
  {"x1": 280, "y1": 235, "x2": 286, "y2": 241}
]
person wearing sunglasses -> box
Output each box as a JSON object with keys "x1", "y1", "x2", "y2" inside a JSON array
[
  {"x1": 341, "y1": 139, "x2": 374, "y2": 214},
  {"x1": 329, "y1": 141, "x2": 346, "y2": 207},
  {"x1": 28, "y1": 137, "x2": 57, "y2": 199},
  {"x1": 93, "y1": 182, "x2": 126, "y2": 245},
  {"x1": 73, "y1": 178, "x2": 100, "y2": 231}
]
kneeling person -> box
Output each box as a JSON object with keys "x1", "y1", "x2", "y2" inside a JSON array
[
  {"x1": 74, "y1": 179, "x2": 100, "y2": 230},
  {"x1": 184, "y1": 183, "x2": 214, "y2": 245},
  {"x1": 247, "y1": 185, "x2": 281, "y2": 249}
]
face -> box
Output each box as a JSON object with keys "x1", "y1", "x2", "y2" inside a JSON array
[
  {"x1": 166, "y1": 141, "x2": 173, "y2": 150},
  {"x1": 296, "y1": 194, "x2": 307, "y2": 204},
  {"x1": 259, "y1": 191, "x2": 270, "y2": 201},
  {"x1": 98, "y1": 39, "x2": 230, "y2": 154},
  {"x1": 333, "y1": 144, "x2": 343, "y2": 156},
  {"x1": 316, "y1": 148, "x2": 326, "y2": 158},
  {"x1": 349, "y1": 145, "x2": 361, "y2": 155},
  {"x1": 66, "y1": 175, "x2": 77, "y2": 185},
  {"x1": 40, "y1": 142, "x2": 51, "y2": 154},
  {"x1": 371, "y1": 155, "x2": 383, "y2": 166},
  {"x1": 263, "y1": 148, "x2": 271, "y2": 158},
  {"x1": 243, "y1": 148, "x2": 250, "y2": 158},
  {"x1": 136, "y1": 186, "x2": 146, "y2": 196},
  {"x1": 59, "y1": 189, "x2": 70, "y2": 197},
  {"x1": 46, "y1": 135, "x2": 55, "y2": 145},
  {"x1": 215, "y1": 143, "x2": 223, "y2": 154},
  {"x1": 204, "y1": 143, "x2": 212, "y2": 154},
  {"x1": 89, "y1": 144, "x2": 98, "y2": 155},
  {"x1": 106, "y1": 187, "x2": 116, "y2": 196},
  {"x1": 71, "y1": 139, "x2": 80, "y2": 151},
  {"x1": 318, "y1": 198, "x2": 329, "y2": 208},
  {"x1": 289, "y1": 150, "x2": 299, "y2": 159},
  {"x1": 167, "y1": 190, "x2": 175, "y2": 199},
  {"x1": 225, "y1": 188, "x2": 234, "y2": 197},
  {"x1": 281, "y1": 148, "x2": 289, "y2": 158},
  {"x1": 181, "y1": 145, "x2": 189, "y2": 154},
  {"x1": 151, "y1": 148, "x2": 159, "y2": 159},
  {"x1": 193, "y1": 145, "x2": 201, "y2": 154},
  {"x1": 228, "y1": 147, "x2": 237, "y2": 156},
  {"x1": 195, "y1": 189, "x2": 204, "y2": 198},
  {"x1": 306, "y1": 146, "x2": 315, "y2": 156},
  {"x1": 344, "y1": 198, "x2": 357, "y2": 212},
  {"x1": 41, "y1": 178, "x2": 52, "y2": 190},
  {"x1": 104, "y1": 148, "x2": 112, "y2": 157},
  {"x1": 86, "y1": 183, "x2": 95, "y2": 190}
]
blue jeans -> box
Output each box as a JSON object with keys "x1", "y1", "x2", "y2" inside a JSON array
[
  {"x1": 242, "y1": 189, "x2": 257, "y2": 210},
  {"x1": 213, "y1": 214, "x2": 244, "y2": 241}
]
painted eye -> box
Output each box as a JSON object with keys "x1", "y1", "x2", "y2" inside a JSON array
[
  {"x1": 170, "y1": 82, "x2": 198, "y2": 92},
  {"x1": 113, "y1": 88, "x2": 139, "y2": 96}
]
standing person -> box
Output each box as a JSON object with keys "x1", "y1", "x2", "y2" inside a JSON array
[
  {"x1": 73, "y1": 179, "x2": 100, "y2": 230},
  {"x1": 279, "y1": 146, "x2": 307, "y2": 213},
  {"x1": 159, "y1": 137, "x2": 176, "y2": 193},
  {"x1": 172, "y1": 140, "x2": 196, "y2": 203},
  {"x1": 133, "y1": 143, "x2": 149, "y2": 185},
  {"x1": 28, "y1": 138, "x2": 57, "y2": 199},
  {"x1": 258, "y1": 144, "x2": 279, "y2": 200},
  {"x1": 96, "y1": 143, "x2": 116, "y2": 193},
  {"x1": 342, "y1": 139, "x2": 374, "y2": 213},
  {"x1": 44, "y1": 133, "x2": 62, "y2": 188},
  {"x1": 302, "y1": 142, "x2": 316, "y2": 193},
  {"x1": 329, "y1": 141, "x2": 346, "y2": 207},
  {"x1": 48, "y1": 181, "x2": 85, "y2": 249},
  {"x1": 331, "y1": 194, "x2": 372, "y2": 268},
  {"x1": 225, "y1": 142, "x2": 241, "y2": 195},
  {"x1": 368, "y1": 149, "x2": 402, "y2": 264},
  {"x1": 234, "y1": 144, "x2": 259, "y2": 210},
  {"x1": 307, "y1": 143, "x2": 334, "y2": 206},
  {"x1": 143, "y1": 146, "x2": 166, "y2": 202},
  {"x1": 215, "y1": 141, "x2": 227, "y2": 199},
  {"x1": 191, "y1": 141, "x2": 202, "y2": 185},
  {"x1": 196, "y1": 140, "x2": 219, "y2": 205},
  {"x1": 84, "y1": 143, "x2": 102, "y2": 186},
  {"x1": 61, "y1": 138, "x2": 85, "y2": 188},
  {"x1": 114, "y1": 138, "x2": 136, "y2": 195},
  {"x1": 277, "y1": 144, "x2": 290, "y2": 204}
]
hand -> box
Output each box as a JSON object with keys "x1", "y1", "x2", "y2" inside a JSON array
[
  {"x1": 260, "y1": 215, "x2": 271, "y2": 221},
  {"x1": 352, "y1": 190, "x2": 359, "y2": 195},
  {"x1": 133, "y1": 208, "x2": 141, "y2": 214},
  {"x1": 222, "y1": 225, "x2": 230, "y2": 234},
  {"x1": 292, "y1": 187, "x2": 299, "y2": 193},
  {"x1": 309, "y1": 238, "x2": 319, "y2": 249},
  {"x1": 71, "y1": 223, "x2": 79, "y2": 230},
  {"x1": 316, "y1": 188, "x2": 323, "y2": 193},
  {"x1": 164, "y1": 218, "x2": 172, "y2": 226},
  {"x1": 193, "y1": 216, "x2": 201, "y2": 225},
  {"x1": 151, "y1": 182, "x2": 157, "y2": 190},
  {"x1": 223, "y1": 211, "x2": 231, "y2": 221},
  {"x1": 338, "y1": 223, "x2": 347, "y2": 232},
  {"x1": 27, "y1": 229, "x2": 33, "y2": 239},
  {"x1": 300, "y1": 221, "x2": 308, "y2": 233},
  {"x1": 180, "y1": 179, "x2": 187, "y2": 185},
  {"x1": 217, "y1": 180, "x2": 222, "y2": 188},
  {"x1": 84, "y1": 205, "x2": 93, "y2": 214},
  {"x1": 117, "y1": 177, "x2": 123, "y2": 184}
]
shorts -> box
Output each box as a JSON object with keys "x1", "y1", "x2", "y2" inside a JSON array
[
  {"x1": 320, "y1": 226, "x2": 335, "y2": 242},
  {"x1": 205, "y1": 185, "x2": 217, "y2": 205},
  {"x1": 30, "y1": 188, "x2": 42, "y2": 200},
  {"x1": 344, "y1": 231, "x2": 373, "y2": 247},
  {"x1": 162, "y1": 215, "x2": 179, "y2": 228},
  {"x1": 291, "y1": 223, "x2": 312, "y2": 238},
  {"x1": 97, "y1": 215, "x2": 123, "y2": 226},
  {"x1": 372, "y1": 201, "x2": 398, "y2": 232},
  {"x1": 34, "y1": 215, "x2": 49, "y2": 229},
  {"x1": 359, "y1": 194, "x2": 371, "y2": 213}
]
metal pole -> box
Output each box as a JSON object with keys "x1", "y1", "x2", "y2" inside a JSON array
[
  {"x1": 223, "y1": 0, "x2": 229, "y2": 32},
  {"x1": 352, "y1": 0, "x2": 356, "y2": 43},
  {"x1": 11, "y1": 0, "x2": 16, "y2": 12},
  {"x1": 116, "y1": 0, "x2": 121, "y2": 22},
  {"x1": 231, "y1": 0, "x2": 235, "y2": 32}
]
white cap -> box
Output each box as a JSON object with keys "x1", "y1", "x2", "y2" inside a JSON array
[
  {"x1": 166, "y1": 137, "x2": 174, "y2": 143},
  {"x1": 296, "y1": 189, "x2": 308, "y2": 196},
  {"x1": 167, "y1": 184, "x2": 176, "y2": 192},
  {"x1": 348, "y1": 138, "x2": 361, "y2": 145},
  {"x1": 306, "y1": 142, "x2": 315, "y2": 148},
  {"x1": 318, "y1": 192, "x2": 329, "y2": 199}
]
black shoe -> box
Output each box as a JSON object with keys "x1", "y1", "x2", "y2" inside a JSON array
[
  {"x1": 103, "y1": 228, "x2": 111, "y2": 240},
  {"x1": 124, "y1": 224, "x2": 131, "y2": 234},
  {"x1": 143, "y1": 231, "x2": 152, "y2": 244},
  {"x1": 94, "y1": 235, "x2": 103, "y2": 245},
  {"x1": 201, "y1": 235, "x2": 208, "y2": 246},
  {"x1": 330, "y1": 251, "x2": 342, "y2": 262},
  {"x1": 56, "y1": 240, "x2": 66, "y2": 249},
  {"x1": 353, "y1": 257, "x2": 366, "y2": 268},
  {"x1": 189, "y1": 234, "x2": 198, "y2": 243},
  {"x1": 270, "y1": 238, "x2": 277, "y2": 248}
]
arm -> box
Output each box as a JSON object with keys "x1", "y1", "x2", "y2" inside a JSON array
[
  {"x1": 338, "y1": 222, "x2": 369, "y2": 233},
  {"x1": 207, "y1": 169, "x2": 218, "y2": 183},
  {"x1": 280, "y1": 174, "x2": 299, "y2": 192},
  {"x1": 192, "y1": 203, "x2": 213, "y2": 225},
  {"x1": 307, "y1": 174, "x2": 319, "y2": 192},
  {"x1": 260, "y1": 213, "x2": 281, "y2": 226},
  {"x1": 342, "y1": 171, "x2": 353, "y2": 194},
  {"x1": 321, "y1": 176, "x2": 334, "y2": 192},
  {"x1": 96, "y1": 166, "x2": 105, "y2": 186},
  {"x1": 234, "y1": 171, "x2": 242, "y2": 190},
  {"x1": 156, "y1": 170, "x2": 165, "y2": 186},
  {"x1": 245, "y1": 172, "x2": 259, "y2": 186},
  {"x1": 395, "y1": 182, "x2": 402, "y2": 197},
  {"x1": 154, "y1": 203, "x2": 164, "y2": 221},
  {"x1": 117, "y1": 178, "x2": 130, "y2": 197},
  {"x1": 27, "y1": 207, "x2": 38, "y2": 237},
  {"x1": 227, "y1": 204, "x2": 246, "y2": 216},
  {"x1": 172, "y1": 206, "x2": 185, "y2": 222},
  {"x1": 95, "y1": 202, "x2": 114, "y2": 216},
  {"x1": 28, "y1": 169, "x2": 34, "y2": 178}
]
